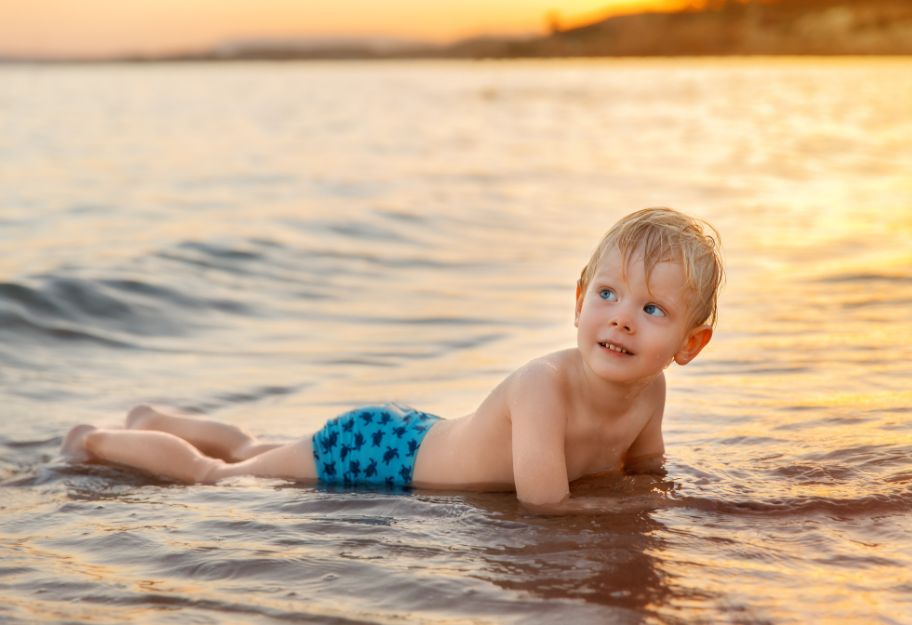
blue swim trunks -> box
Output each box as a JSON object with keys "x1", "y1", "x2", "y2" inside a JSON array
[{"x1": 312, "y1": 403, "x2": 441, "y2": 487}]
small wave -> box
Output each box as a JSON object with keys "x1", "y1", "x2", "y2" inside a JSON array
[
  {"x1": 191, "y1": 384, "x2": 305, "y2": 412},
  {"x1": 375, "y1": 208, "x2": 429, "y2": 224},
  {"x1": 730, "y1": 365, "x2": 811, "y2": 375},
  {"x1": 88, "y1": 530, "x2": 159, "y2": 553},
  {"x1": 214, "y1": 384, "x2": 300, "y2": 404},
  {"x1": 349, "y1": 314, "x2": 496, "y2": 327},
  {"x1": 18, "y1": 582, "x2": 382, "y2": 625},
  {"x1": 177, "y1": 240, "x2": 266, "y2": 262},
  {"x1": 0, "y1": 565, "x2": 33, "y2": 579},
  {"x1": 717, "y1": 435, "x2": 785, "y2": 446},
  {"x1": 675, "y1": 488, "x2": 912, "y2": 517},
  {"x1": 44, "y1": 276, "x2": 136, "y2": 319},
  {"x1": 155, "y1": 237, "x2": 486, "y2": 301},
  {"x1": 0, "y1": 271, "x2": 256, "y2": 349},
  {"x1": 157, "y1": 555, "x2": 310, "y2": 583},
  {"x1": 156, "y1": 237, "x2": 282, "y2": 273},
  {"x1": 301, "y1": 218, "x2": 417, "y2": 245},
  {"x1": 155, "y1": 238, "x2": 322, "y2": 295},
  {"x1": 106, "y1": 275, "x2": 252, "y2": 316},
  {"x1": 0, "y1": 281, "x2": 69, "y2": 317},
  {"x1": 314, "y1": 355, "x2": 400, "y2": 368},
  {"x1": 327, "y1": 223, "x2": 402, "y2": 242},
  {"x1": 0, "y1": 308, "x2": 138, "y2": 349},
  {"x1": 99, "y1": 278, "x2": 215, "y2": 308},
  {"x1": 771, "y1": 462, "x2": 857, "y2": 483},
  {"x1": 808, "y1": 443, "x2": 901, "y2": 464},
  {"x1": 885, "y1": 471, "x2": 912, "y2": 484},
  {"x1": 296, "y1": 247, "x2": 480, "y2": 272},
  {"x1": 156, "y1": 251, "x2": 260, "y2": 276},
  {"x1": 841, "y1": 297, "x2": 912, "y2": 310},
  {"x1": 814, "y1": 272, "x2": 912, "y2": 285},
  {"x1": 0, "y1": 435, "x2": 61, "y2": 449}
]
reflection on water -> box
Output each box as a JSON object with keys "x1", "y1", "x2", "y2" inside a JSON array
[{"x1": 0, "y1": 58, "x2": 910, "y2": 624}]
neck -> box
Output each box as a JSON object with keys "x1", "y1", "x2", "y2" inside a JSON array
[{"x1": 571, "y1": 350, "x2": 657, "y2": 416}]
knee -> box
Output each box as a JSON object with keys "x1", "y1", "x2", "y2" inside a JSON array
[{"x1": 231, "y1": 440, "x2": 273, "y2": 462}]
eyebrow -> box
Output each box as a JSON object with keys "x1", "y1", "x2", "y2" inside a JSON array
[{"x1": 592, "y1": 267, "x2": 621, "y2": 284}]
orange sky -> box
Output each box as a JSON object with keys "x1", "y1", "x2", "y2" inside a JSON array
[{"x1": 0, "y1": 0, "x2": 690, "y2": 58}]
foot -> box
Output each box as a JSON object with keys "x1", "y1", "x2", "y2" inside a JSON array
[
  {"x1": 60, "y1": 424, "x2": 98, "y2": 463},
  {"x1": 125, "y1": 404, "x2": 159, "y2": 430}
]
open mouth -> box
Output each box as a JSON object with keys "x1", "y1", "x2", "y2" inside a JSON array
[{"x1": 599, "y1": 341, "x2": 633, "y2": 355}]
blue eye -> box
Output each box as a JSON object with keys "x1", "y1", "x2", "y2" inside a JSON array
[
  {"x1": 599, "y1": 289, "x2": 617, "y2": 301},
  {"x1": 644, "y1": 304, "x2": 665, "y2": 317}
]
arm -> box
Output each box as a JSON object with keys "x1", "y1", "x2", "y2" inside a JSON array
[
  {"x1": 623, "y1": 375, "x2": 666, "y2": 475},
  {"x1": 508, "y1": 363, "x2": 571, "y2": 508}
]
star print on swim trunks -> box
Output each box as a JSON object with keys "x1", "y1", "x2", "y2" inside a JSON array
[{"x1": 311, "y1": 403, "x2": 441, "y2": 487}]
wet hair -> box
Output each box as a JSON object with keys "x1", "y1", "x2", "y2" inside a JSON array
[{"x1": 578, "y1": 207, "x2": 724, "y2": 328}]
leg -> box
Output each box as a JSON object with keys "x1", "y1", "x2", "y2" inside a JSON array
[
  {"x1": 64, "y1": 426, "x2": 317, "y2": 484},
  {"x1": 85, "y1": 429, "x2": 222, "y2": 483},
  {"x1": 125, "y1": 405, "x2": 280, "y2": 462},
  {"x1": 206, "y1": 438, "x2": 317, "y2": 482}
]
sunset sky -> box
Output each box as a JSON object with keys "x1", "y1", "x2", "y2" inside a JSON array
[{"x1": 0, "y1": 0, "x2": 690, "y2": 58}]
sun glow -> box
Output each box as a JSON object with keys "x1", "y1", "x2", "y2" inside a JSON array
[{"x1": 0, "y1": 0, "x2": 691, "y2": 58}]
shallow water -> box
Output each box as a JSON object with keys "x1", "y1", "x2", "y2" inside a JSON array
[{"x1": 1, "y1": 58, "x2": 911, "y2": 624}]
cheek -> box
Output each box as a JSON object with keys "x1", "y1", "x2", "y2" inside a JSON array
[
  {"x1": 576, "y1": 303, "x2": 596, "y2": 331},
  {"x1": 575, "y1": 296, "x2": 589, "y2": 323},
  {"x1": 575, "y1": 308, "x2": 595, "y2": 338},
  {"x1": 639, "y1": 330, "x2": 680, "y2": 364}
]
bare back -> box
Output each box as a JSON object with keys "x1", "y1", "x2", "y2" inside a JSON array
[{"x1": 411, "y1": 348, "x2": 665, "y2": 494}]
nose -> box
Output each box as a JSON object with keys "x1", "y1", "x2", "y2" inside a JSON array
[{"x1": 611, "y1": 309, "x2": 634, "y2": 333}]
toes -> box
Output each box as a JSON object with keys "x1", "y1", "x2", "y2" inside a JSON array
[{"x1": 60, "y1": 424, "x2": 98, "y2": 463}]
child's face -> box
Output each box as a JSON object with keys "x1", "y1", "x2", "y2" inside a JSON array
[{"x1": 574, "y1": 245, "x2": 711, "y2": 386}]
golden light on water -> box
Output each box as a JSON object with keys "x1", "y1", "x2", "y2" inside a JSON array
[{"x1": 1, "y1": 53, "x2": 909, "y2": 624}]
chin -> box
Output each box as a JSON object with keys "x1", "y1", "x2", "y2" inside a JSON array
[
  {"x1": 584, "y1": 360, "x2": 640, "y2": 385},
  {"x1": 586, "y1": 354, "x2": 663, "y2": 386}
]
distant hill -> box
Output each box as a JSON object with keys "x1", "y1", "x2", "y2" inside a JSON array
[{"x1": 444, "y1": 0, "x2": 912, "y2": 57}]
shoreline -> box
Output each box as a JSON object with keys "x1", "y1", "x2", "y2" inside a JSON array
[
  {"x1": 2, "y1": 54, "x2": 912, "y2": 67},
  {"x1": 5, "y1": 2, "x2": 912, "y2": 64}
]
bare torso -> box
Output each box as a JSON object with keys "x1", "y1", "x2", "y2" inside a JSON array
[{"x1": 411, "y1": 348, "x2": 662, "y2": 491}]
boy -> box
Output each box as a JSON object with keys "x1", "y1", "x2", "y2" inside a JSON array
[{"x1": 62, "y1": 207, "x2": 723, "y2": 510}]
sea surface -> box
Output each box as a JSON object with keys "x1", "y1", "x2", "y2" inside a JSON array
[{"x1": 1, "y1": 58, "x2": 910, "y2": 624}]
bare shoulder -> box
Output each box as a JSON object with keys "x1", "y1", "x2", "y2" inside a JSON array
[
  {"x1": 511, "y1": 352, "x2": 564, "y2": 384},
  {"x1": 505, "y1": 351, "x2": 572, "y2": 412}
]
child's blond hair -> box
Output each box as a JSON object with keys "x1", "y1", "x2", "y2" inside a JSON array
[{"x1": 578, "y1": 207, "x2": 724, "y2": 328}]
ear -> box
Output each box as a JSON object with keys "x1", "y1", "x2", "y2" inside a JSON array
[
  {"x1": 574, "y1": 280, "x2": 584, "y2": 327},
  {"x1": 674, "y1": 325, "x2": 713, "y2": 366}
]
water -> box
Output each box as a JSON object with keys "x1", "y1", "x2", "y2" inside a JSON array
[{"x1": 1, "y1": 58, "x2": 910, "y2": 624}]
